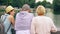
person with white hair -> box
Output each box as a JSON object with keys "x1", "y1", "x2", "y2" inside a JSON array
[
  {"x1": 31, "y1": 5, "x2": 57, "y2": 34},
  {"x1": 15, "y1": 4, "x2": 34, "y2": 34}
]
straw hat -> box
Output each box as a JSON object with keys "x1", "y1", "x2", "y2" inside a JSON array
[{"x1": 5, "y1": 6, "x2": 14, "y2": 13}]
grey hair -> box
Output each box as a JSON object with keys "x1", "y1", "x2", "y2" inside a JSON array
[{"x1": 22, "y1": 4, "x2": 30, "y2": 11}]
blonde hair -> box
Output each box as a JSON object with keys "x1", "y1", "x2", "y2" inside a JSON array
[{"x1": 36, "y1": 5, "x2": 46, "y2": 15}]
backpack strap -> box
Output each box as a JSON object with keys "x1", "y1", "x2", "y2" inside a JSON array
[
  {"x1": 1, "y1": 15, "x2": 4, "y2": 22},
  {"x1": 1, "y1": 15, "x2": 7, "y2": 22},
  {"x1": 4, "y1": 15, "x2": 8, "y2": 22},
  {"x1": 1, "y1": 15, "x2": 11, "y2": 34},
  {"x1": 5, "y1": 23, "x2": 11, "y2": 34}
]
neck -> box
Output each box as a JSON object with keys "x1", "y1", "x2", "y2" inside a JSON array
[
  {"x1": 10, "y1": 14, "x2": 13, "y2": 16},
  {"x1": 22, "y1": 10, "x2": 29, "y2": 13},
  {"x1": 38, "y1": 14, "x2": 44, "y2": 16}
]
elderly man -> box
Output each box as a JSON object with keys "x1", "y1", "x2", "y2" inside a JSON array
[{"x1": 15, "y1": 4, "x2": 34, "y2": 34}]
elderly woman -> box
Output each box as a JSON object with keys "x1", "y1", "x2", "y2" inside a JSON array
[
  {"x1": 31, "y1": 5, "x2": 57, "y2": 34},
  {"x1": 15, "y1": 4, "x2": 34, "y2": 34},
  {"x1": 1, "y1": 6, "x2": 15, "y2": 34}
]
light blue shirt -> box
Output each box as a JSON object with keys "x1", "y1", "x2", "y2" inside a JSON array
[{"x1": 1, "y1": 14, "x2": 12, "y2": 34}]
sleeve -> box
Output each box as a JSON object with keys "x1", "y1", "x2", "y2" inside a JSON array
[
  {"x1": 50, "y1": 19, "x2": 57, "y2": 32},
  {"x1": 15, "y1": 13, "x2": 19, "y2": 23},
  {"x1": 31, "y1": 18, "x2": 36, "y2": 34}
]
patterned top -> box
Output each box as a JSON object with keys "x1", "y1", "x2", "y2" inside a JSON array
[{"x1": 15, "y1": 11, "x2": 34, "y2": 30}]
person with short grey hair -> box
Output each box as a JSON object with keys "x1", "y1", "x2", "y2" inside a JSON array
[
  {"x1": 21, "y1": 4, "x2": 31, "y2": 13},
  {"x1": 15, "y1": 4, "x2": 34, "y2": 34}
]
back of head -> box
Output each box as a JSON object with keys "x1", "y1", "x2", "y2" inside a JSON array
[
  {"x1": 22, "y1": 4, "x2": 30, "y2": 11},
  {"x1": 36, "y1": 5, "x2": 46, "y2": 15}
]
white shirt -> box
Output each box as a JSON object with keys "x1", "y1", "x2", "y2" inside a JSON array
[{"x1": 31, "y1": 16, "x2": 57, "y2": 34}]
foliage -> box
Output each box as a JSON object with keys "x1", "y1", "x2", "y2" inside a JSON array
[
  {"x1": 53, "y1": 0, "x2": 60, "y2": 14},
  {"x1": 0, "y1": 0, "x2": 52, "y2": 8},
  {"x1": 35, "y1": 1, "x2": 52, "y2": 8}
]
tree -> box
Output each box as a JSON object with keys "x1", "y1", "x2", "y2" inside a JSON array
[
  {"x1": 35, "y1": 0, "x2": 52, "y2": 8},
  {"x1": 35, "y1": 1, "x2": 42, "y2": 8},
  {"x1": 0, "y1": 0, "x2": 35, "y2": 8},
  {"x1": 0, "y1": 0, "x2": 3, "y2": 5},
  {"x1": 45, "y1": 2, "x2": 52, "y2": 8},
  {"x1": 41, "y1": 0, "x2": 47, "y2": 7},
  {"x1": 28, "y1": 0, "x2": 35, "y2": 8},
  {"x1": 0, "y1": 0, "x2": 12, "y2": 6},
  {"x1": 11, "y1": 0, "x2": 35, "y2": 8},
  {"x1": 53, "y1": 0, "x2": 60, "y2": 14}
]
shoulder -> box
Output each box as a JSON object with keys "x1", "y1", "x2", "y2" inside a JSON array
[
  {"x1": 44, "y1": 16, "x2": 53, "y2": 23},
  {"x1": 33, "y1": 16, "x2": 52, "y2": 21},
  {"x1": 16, "y1": 13, "x2": 20, "y2": 16},
  {"x1": 44, "y1": 16, "x2": 52, "y2": 20},
  {"x1": 32, "y1": 16, "x2": 39, "y2": 20},
  {"x1": 29, "y1": 13, "x2": 34, "y2": 17},
  {"x1": 8, "y1": 15, "x2": 14, "y2": 19}
]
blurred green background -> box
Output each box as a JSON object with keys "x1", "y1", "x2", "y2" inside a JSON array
[{"x1": 0, "y1": 0, "x2": 60, "y2": 30}]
